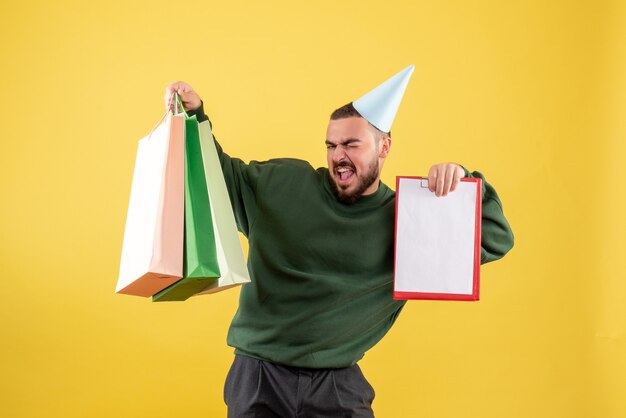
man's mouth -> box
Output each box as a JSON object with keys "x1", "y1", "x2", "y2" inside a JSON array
[{"x1": 335, "y1": 165, "x2": 355, "y2": 182}]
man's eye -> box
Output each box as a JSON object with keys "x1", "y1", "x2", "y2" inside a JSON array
[{"x1": 326, "y1": 145, "x2": 336, "y2": 149}]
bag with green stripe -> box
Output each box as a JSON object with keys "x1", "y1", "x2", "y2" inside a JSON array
[{"x1": 153, "y1": 96, "x2": 221, "y2": 301}]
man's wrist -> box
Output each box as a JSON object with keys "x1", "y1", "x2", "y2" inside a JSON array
[{"x1": 187, "y1": 101, "x2": 209, "y2": 123}]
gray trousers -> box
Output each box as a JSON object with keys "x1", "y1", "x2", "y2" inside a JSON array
[{"x1": 224, "y1": 355, "x2": 375, "y2": 418}]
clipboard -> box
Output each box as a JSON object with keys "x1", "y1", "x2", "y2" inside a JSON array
[{"x1": 393, "y1": 176, "x2": 482, "y2": 301}]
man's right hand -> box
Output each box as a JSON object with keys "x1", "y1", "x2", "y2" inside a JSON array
[{"x1": 164, "y1": 81, "x2": 202, "y2": 112}]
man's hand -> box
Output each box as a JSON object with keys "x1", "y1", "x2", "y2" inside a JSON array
[
  {"x1": 164, "y1": 81, "x2": 202, "y2": 112},
  {"x1": 427, "y1": 163, "x2": 465, "y2": 197}
]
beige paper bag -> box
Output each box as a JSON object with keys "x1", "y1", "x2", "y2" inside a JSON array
[{"x1": 195, "y1": 120, "x2": 251, "y2": 295}]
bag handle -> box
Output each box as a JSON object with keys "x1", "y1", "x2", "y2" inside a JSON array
[
  {"x1": 147, "y1": 92, "x2": 189, "y2": 140},
  {"x1": 172, "y1": 93, "x2": 189, "y2": 117}
]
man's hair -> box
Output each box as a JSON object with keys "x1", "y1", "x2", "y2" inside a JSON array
[{"x1": 330, "y1": 102, "x2": 391, "y2": 139}]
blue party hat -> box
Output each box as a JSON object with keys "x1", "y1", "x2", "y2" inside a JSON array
[{"x1": 353, "y1": 65, "x2": 414, "y2": 133}]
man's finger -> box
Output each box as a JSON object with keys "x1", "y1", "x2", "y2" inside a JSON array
[
  {"x1": 428, "y1": 166, "x2": 436, "y2": 192},
  {"x1": 164, "y1": 82, "x2": 185, "y2": 104},
  {"x1": 177, "y1": 86, "x2": 190, "y2": 96},
  {"x1": 164, "y1": 84, "x2": 181, "y2": 110},
  {"x1": 436, "y1": 168, "x2": 445, "y2": 196},
  {"x1": 179, "y1": 91, "x2": 195, "y2": 104},
  {"x1": 165, "y1": 83, "x2": 180, "y2": 98},
  {"x1": 450, "y1": 166, "x2": 462, "y2": 192},
  {"x1": 442, "y1": 166, "x2": 454, "y2": 196}
]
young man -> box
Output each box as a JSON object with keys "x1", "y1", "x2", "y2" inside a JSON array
[{"x1": 164, "y1": 68, "x2": 513, "y2": 417}]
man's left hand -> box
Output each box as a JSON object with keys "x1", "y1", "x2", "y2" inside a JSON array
[{"x1": 427, "y1": 163, "x2": 465, "y2": 197}]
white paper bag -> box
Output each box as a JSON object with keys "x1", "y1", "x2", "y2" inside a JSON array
[{"x1": 116, "y1": 113, "x2": 186, "y2": 296}]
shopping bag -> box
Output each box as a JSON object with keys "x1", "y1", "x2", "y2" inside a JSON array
[
  {"x1": 195, "y1": 120, "x2": 251, "y2": 295},
  {"x1": 116, "y1": 112, "x2": 185, "y2": 296},
  {"x1": 152, "y1": 115, "x2": 221, "y2": 301}
]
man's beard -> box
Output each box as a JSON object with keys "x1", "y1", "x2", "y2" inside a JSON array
[{"x1": 329, "y1": 158, "x2": 380, "y2": 204}]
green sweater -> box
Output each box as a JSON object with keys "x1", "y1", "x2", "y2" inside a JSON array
[{"x1": 190, "y1": 107, "x2": 514, "y2": 368}]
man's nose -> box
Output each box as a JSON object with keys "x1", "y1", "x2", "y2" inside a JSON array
[{"x1": 331, "y1": 145, "x2": 347, "y2": 162}]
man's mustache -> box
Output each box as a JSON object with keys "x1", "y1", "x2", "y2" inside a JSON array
[{"x1": 334, "y1": 162, "x2": 356, "y2": 171}]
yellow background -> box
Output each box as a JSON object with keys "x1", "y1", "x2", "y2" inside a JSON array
[{"x1": 1, "y1": 0, "x2": 624, "y2": 417}]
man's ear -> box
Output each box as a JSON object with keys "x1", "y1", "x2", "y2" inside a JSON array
[{"x1": 379, "y1": 137, "x2": 391, "y2": 159}]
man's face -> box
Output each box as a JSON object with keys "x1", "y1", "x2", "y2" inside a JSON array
[{"x1": 325, "y1": 117, "x2": 390, "y2": 204}]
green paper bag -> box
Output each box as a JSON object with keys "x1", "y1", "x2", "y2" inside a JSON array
[{"x1": 153, "y1": 114, "x2": 220, "y2": 301}]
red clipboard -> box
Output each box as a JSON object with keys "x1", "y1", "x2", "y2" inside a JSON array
[{"x1": 393, "y1": 176, "x2": 482, "y2": 301}]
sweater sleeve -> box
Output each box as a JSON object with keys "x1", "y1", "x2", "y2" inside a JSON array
[
  {"x1": 463, "y1": 168, "x2": 515, "y2": 264},
  {"x1": 188, "y1": 103, "x2": 260, "y2": 237}
]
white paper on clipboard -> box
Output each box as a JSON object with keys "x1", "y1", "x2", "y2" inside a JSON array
[{"x1": 393, "y1": 177, "x2": 482, "y2": 301}]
